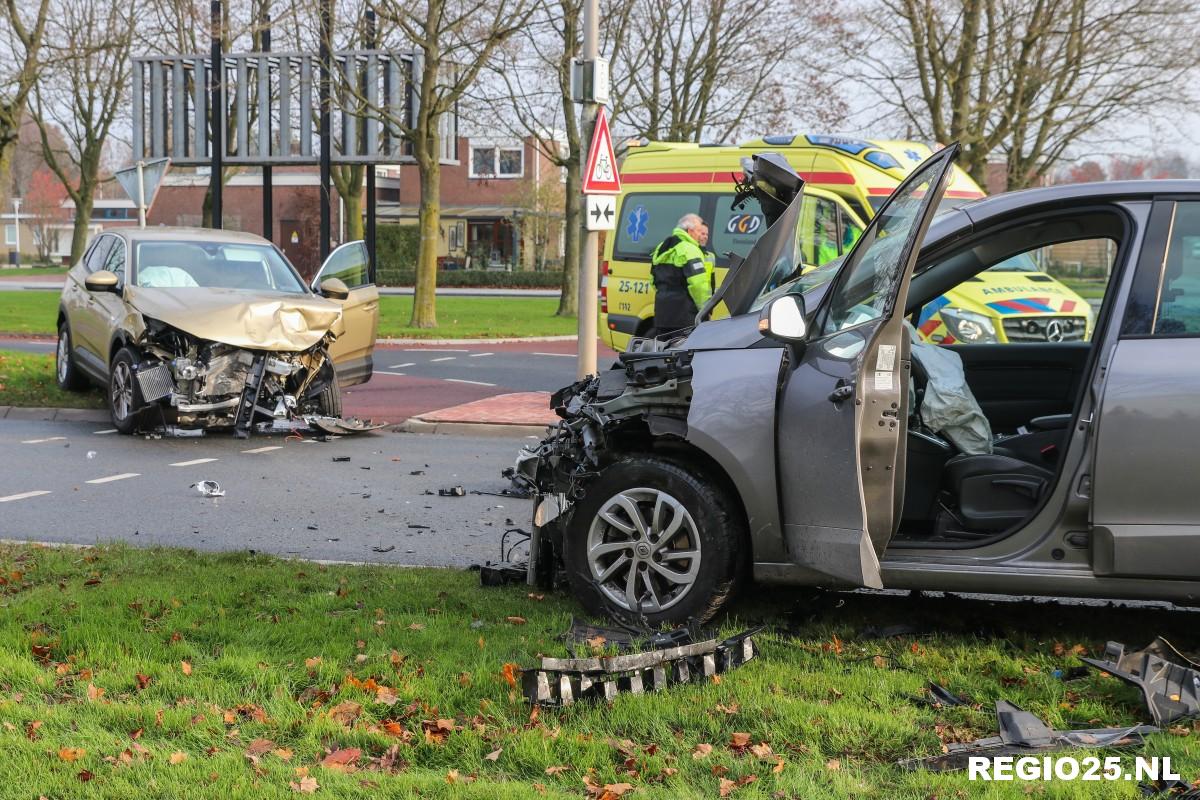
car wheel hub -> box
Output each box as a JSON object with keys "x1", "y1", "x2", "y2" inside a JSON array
[
  {"x1": 586, "y1": 487, "x2": 701, "y2": 614},
  {"x1": 56, "y1": 331, "x2": 69, "y2": 382},
  {"x1": 111, "y1": 361, "x2": 133, "y2": 421}
]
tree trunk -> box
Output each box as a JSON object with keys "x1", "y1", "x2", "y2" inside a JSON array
[
  {"x1": 557, "y1": 159, "x2": 581, "y2": 316},
  {"x1": 69, "y1": 189, "x2": 95, "y2": 264},
  {"x1": 410, "y1": 159, "x2": 440, "y2": 328}
]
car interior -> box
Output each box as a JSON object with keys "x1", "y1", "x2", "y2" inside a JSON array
[
  {"x1": 890, "y1": 207, "x2": 1126, "y2": 546},
  {"x1": 135, "y1": 242, "x2": 304, "y2": 293}
]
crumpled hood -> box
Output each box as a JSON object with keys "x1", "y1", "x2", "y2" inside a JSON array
[{"x1": 127, "y1": 286, "x2": 344, "y2": 351}]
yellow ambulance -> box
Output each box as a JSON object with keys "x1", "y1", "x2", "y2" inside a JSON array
[{"x1": 600, "y1": 134, "x2": 1092, "y2": 350}]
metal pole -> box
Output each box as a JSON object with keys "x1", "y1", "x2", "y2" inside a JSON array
[
  {"x1": 576, "y1": 0, "x2": 599, "y2": 378},
  {"x1": 262, "y1": 13, "x2": 273, "y2": 242},
  {"x1": 12, "y1": 198, "x2": 20, "y2": 267},
  {"x1": 209, "y1": 0, "x2": 223, "y2": 229},
  {"x1": 365, "y1": 8, "x2": 377, "y2": 280},
  {"x1": 136, "y1": 162, "x2": 146, "y2": 227},
  {"x1": 318, "y1": 0, "x2": 332, "y2": 262}
]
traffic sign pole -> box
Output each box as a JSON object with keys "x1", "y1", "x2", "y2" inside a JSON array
[{"x1": 577, "y1": 0, "x2": 600, "y2": 379}]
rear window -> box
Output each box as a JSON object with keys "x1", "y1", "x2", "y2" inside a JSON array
[{"x1": 613, "y1": 193, "x2": 702, "y2": 261}]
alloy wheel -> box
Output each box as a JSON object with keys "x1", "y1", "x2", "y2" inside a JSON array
[
  {"x1": 111, "y1": 361, "x2": 134, "y2": 421},
  {"x1": 586, "y1": 487, "x2": 702, "y2": 613},
  {"x1": 56, "y1": 329, "x2": 70, "y2": 383}
]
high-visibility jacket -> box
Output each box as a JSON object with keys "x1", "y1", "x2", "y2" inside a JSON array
[{"x1": 650, "y1": 227, "x2": 712, "y2": 331}]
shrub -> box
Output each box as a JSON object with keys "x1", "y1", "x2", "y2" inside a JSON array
[{"x1": 376, "y1": 268, "x2": 564, "y2": 288}]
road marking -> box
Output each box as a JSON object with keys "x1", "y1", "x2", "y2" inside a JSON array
[
  {"x1": 403, "y1": 348, "x2": 468, "y2": 352},
  {"x1": 21, "y1": 436, "x2": 67, "y2": 444},
  {"x1": 533, "y1": 352, "x2": 575, "y2": 358},
  {"x1": 170, "y1": 458, "x2": 218, "y2": 467},
  {"x1": 242, "y1": 445, "x2": 282, "y2": 454},
  {"x1": 93, "y1": 429, "x2": 118, "y2": 435},
  {"x1": 469, "y1": 352, "x2": 494, "y2": 358},
  {"x1": 0, "y1": 490, "x2": 52, "y2": 503},
  {"x1": 445, "y1": 378, "x2": 496, "y2": 386},
  {"x1": 429, "y1": 356, "x2": 456, "y2": 362},
  {"x1": 375, "y1": 371, "x2": 407, "y2": 376},
  {"x1": 390, "y1": 362, "x2": 415, "y2": 369},
  {"x1": 86, "y1": 473, "x2": 140, "y2": 484}
]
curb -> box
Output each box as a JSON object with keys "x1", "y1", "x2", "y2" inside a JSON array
[
  {"x1": 377, "y1": 335, "x2": 577, "y2": 346},
  {"x1": 396, "y1": 418, "x2": 550, "y2": 438},
  {"x1": 0, "y1": 405, "x2": 109, "y2": 422}
]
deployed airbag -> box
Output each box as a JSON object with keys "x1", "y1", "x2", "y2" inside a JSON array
[{"x1": 907, "y1": 323, "x2": 992, "y2": 455}]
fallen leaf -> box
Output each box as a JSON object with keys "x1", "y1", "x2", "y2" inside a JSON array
[
  {"x1": 180, "y1": 661, "x2": 192, "y2": 676},
  {"x1": 58, "y1": 747, "x2": 86, "y2": 762},
  {"x1": 375, "y1": 686, "x2": 399, "y2": 706},
  {"x1": 274, "y1": 748, "x2": 294, "y2": 761},
  {"x1": 245, "y1": 738, "x2": 275, "y2": 757},
  {"x1": 25, "y1": 720, "x2": 42, "y2": 740},
  {"x1": 484, "y1": 747, "x2": 502, "y2": 761},
  {"x1": 86, "y1": 683, "x2": 105, "y2": 702},
  {"x1": 169, "y1": 751, "x2": 188, "y2": 765},
  {"x1": 327, "y1": 700, "x2": 362, "y2": 727},
  {"x1": 545, "y1": 765, "x2": 569, "y2": 775},
  {"x1": 501, "y1": 663, "x2": 519, "y2": 689},
  {"x1": 729, "y1": 732, "x2": 751, "y2": 752},
  {"x1": 135, "y1": 673, "x2": 152, "y2": 690},
  {"x1": 458, "y1": 672, "x2": 471, "y2": 687},
  {"x1": 715, "y1": 703, "x2": 739, "y2": 715},
  {"x1": 749, "y1": 742, "x2": 773, "y2": 758},
  {"x1": 407, "y1": 623, "x2": 425, "y2": 631},
  {"x1": 692, "y1": 743, "x2": 713, "y2": 759},
  {"x1": 825, "y1": 758, "x2": 841, "y2": 771},
  {"x1": 320, "y1": 748, "x2": 361, "y2": 771},
  {"x1": 772, "y1": 757, "x2": 785, "y2": 774},
  {"x1": 506, "y1": 616, "x2": 527, "y2": 625},
  {"x1": 289, "y1": 776, "x2": 319, "y2": 793},
  {"x1": 77, "y1": 769, "x2": 94, "y2": 782}
]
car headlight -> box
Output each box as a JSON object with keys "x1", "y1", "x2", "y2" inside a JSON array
[{"x1": 939, "y1": 307, "x2": 997, "y2": 343}]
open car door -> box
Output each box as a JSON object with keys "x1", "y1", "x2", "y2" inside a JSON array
[
  {"x1": 775, "y1": 144, "x2": 959, "y2": 588},
  {"x1": 312, "y1": 241, "x2": 379, "y2": 387}
]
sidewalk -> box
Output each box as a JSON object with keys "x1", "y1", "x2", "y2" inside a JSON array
[{"x1": 397, "y1": 391, "x2": 558, "y2": 437}]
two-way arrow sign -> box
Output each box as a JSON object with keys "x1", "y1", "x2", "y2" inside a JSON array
[{"x1": 585, "y1": 194, "x2": 617, "y2": 231}]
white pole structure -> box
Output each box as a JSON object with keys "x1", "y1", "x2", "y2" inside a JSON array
[
  {"x1": 12, "y1": 198, "x2": 21, "y2": 266},
  {"x1": 576, "y1": 0, "x2": 599, "y2": 379},
  {"x1": 136, "y1": 161, "x2": 147, "y2": 227}
]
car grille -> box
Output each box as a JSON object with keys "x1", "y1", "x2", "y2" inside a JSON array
[
  {"x1": 136, "y1": 363, "x2": 176, "y2": 402},
  {"x1": 1001, "y1": 315, "x2": 1087, "y2": 342}
]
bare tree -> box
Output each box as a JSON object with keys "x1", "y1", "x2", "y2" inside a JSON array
[
  {"x1": 0, "y1": 0, "x2": 52, "y2": 186},
  {"x1": 374, "y1": 0, "x2": 535, "y2": 328},
  {"x1": 848, "y1": 0, "x2": 1198, "y2": 190},
  {"x1": 31, "y1": 0, "x2": 135, "y2": 263}
]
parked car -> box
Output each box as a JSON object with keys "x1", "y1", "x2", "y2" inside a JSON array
[
  {"x1": 55, "y1": 227, "x2": 379, "y2": 435},
  {"x1": 515, "y1": 144, "x2": 1200, "y2": 625}
]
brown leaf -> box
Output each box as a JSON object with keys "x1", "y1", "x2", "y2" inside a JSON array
[
  {"x1": 77, "y1": 769, "x2": 95, "y2": 782},
  {"x1": 458, "y1": 672, "x2": 471, "y2": 687},
  {"x1": 58, "y1": 747, "x2": 86, "y2": 762},
  {"x1": 327, "y1": 700, "x2": 362, "y2": 727},
  {"x1": 825, "y1": 758, "x2": 841, "y2": 771},
  {"x1": 501, "y1": 663, "x2": 519, "y2": 689},
  {"x1": 169, "y1": 751, "x2": 188, "y2": 765},
  {"x1": 25, "y1": 720, "x2": 42, "y2": 741},
  {"x1": 715, "y1": 703, "x2": 739, "y2": 715},
  {"x1": 180, "y1": 661, "x2": 192, "y2": 676},
  {"x1": 692, "y1": 743, "x2": 713, "y2": 759},
  {"x1": 484, "y1": 747, "x2": 502, "y2": 761},
  {"x1": 545, "y1": 765, "x2": 569, "y2": 775},
  {"x1": 245, "y1": 738, "x2": 276, "y2": 757},
  {"x1": 407, "y1": 623, "x2": 425, "y2": 631},
  {"x1": 305, "y1": 656, "x2": 322, "y2": 670},
  {"x1": 729, "y1": 732, "x2": 751, "y2": 752},
  {"x1": 320, "y1": 748, "x2": 361, "y2": 771},
  {"x1": 375, "y1": 686, "x2": 399, "y2": 706},
  {"x1": 772, "y1": 757, "x2": 785, "y2": 774},
  {"x1": 135, "y1": 673, "x2": 152, "y2": 690},
  {"x1": 289, "y1": 776, "x2": 319, "y2": 793},
  {"x1": 749, "y1": 742, "x2": 773, "y2": 759},
  {"x1": 86, "y1": 683, "x2": 105, "y2": 702},
  {"x1": 506, "y1": 616, "x2": 527, "y2": 625}
]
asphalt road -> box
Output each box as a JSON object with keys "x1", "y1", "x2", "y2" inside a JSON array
[{"x1": 0, "y1": 418, "x2": 536, "y2": 568}]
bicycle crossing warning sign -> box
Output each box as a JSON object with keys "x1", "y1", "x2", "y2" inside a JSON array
[{"x1": 582, "y1": 108, "x2": 621, "y2": 194}]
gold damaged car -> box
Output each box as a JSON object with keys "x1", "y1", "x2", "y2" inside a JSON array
[{"x1": 55, "y1": 227, "x2": 380, "y2": 436}]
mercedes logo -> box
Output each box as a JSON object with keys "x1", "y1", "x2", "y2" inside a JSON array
[{"x1": 1045, "y1": 320, "x2": 1065, "y2": 342}]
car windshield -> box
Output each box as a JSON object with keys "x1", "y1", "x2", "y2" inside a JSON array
[
  {"x1": 986, "y1": 252, "x2": 1040, "y2": 272},
  {"x1": 134, "y1": 241, "x2": 307, "y2": 293},
  {"x1": 749, "y1": 258, "x2": 843, "y2": 313}
]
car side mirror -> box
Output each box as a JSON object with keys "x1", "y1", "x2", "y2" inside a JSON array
[
  {"x1": 85, "y1": 270, "x2": 120, "y2": 293},
  {"x1": 319, "y1": 277, "x2": 350, "y2": 300},
  {"x1": 758, "y1": 294, "x2": 807, "y2": 342}
]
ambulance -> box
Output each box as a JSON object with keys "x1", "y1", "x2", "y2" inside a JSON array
[{"x1": 600, "y1": 134, "x2": 1092, "y2": 350}]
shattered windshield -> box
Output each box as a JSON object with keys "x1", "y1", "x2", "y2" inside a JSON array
[
  {"x1": 749, "y1": 258, "x2": 843, "y2": 313},
  {"x1": 135, "y1": 242, "x2": 308, "y2": 294}
]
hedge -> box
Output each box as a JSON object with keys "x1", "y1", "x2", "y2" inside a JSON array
[{"x1": 374, "y1": 223, "x2": 564, "y2": 288}]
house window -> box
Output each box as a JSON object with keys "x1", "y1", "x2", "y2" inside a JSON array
[
  {"x1": 469, "y1": 144, "x2": 523, "y2": 178},
  {"x1": 4, "y1": 224, "x2": 16, "y2": 246}
]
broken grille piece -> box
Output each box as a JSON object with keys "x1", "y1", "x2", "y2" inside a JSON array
[{"x1": 1081, "y1": 638, "x2": 1200, "y2": 726}]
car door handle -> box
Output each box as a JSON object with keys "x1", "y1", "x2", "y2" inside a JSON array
[{"x1": 828, "y1": 382, "x2": 855, "y2": 403}]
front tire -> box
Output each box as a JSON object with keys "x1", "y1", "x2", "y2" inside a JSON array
[
  {"x1": 316, "y1": 369, "x2": 342, "y2": 418},
  {"x1": 562, "y1": 455, "x2": 745, "y2": 626},
  {"x1": 108, "y1": 347, "x2": 142, "y2": 435},
  {"x1": 55, "y1": 324, "x2": 88, "y2": 391}
]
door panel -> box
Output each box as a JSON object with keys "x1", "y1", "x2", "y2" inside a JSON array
[
  {"x1": 313, "y1": 241, "x2": 378, "y2": 386},
  {"x1": 776, "y1": 145, "x2": 959, "y2": 588},
  {"x1": 948, "y1": 342, "x2": 1090, "y2": 429},
  {"x1": 74, "y1": 234, "x2": 116, "y2": 366}
]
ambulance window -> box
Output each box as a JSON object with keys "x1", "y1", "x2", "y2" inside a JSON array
[
  {"x1": 839, "y1": 208, "x2": 864, "y2": 253},
  {"x1": 613, "y1": 193, "x2": 702, "y2": 261},
  {"x1": 797, "y1": 197, "x2": 841, "y2": 268},
  {"x1": 710, "y1": 196, "x2": 767, "y2": 265}
]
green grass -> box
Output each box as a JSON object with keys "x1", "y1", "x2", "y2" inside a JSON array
[
  {"x1": 1, "y1": 542, "x2": 1197, "y2": 798},
  {"x1": 1059, "y1": 279, "x2": 1108, "y2": 300},
  {"x1": 0, "y1": 266, "x2": 69, "y2": 276},
  {"x1": 0, "y1": 293, "x2": 574, "y2": 340},
  {"x1": 0, "y1": 349, "x2": 105, "y2": 409}
]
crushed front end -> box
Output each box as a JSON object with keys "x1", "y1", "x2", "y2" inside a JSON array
[
  {"x1": 510, "y1": 348, "x2": 695, "y2": 586},
  {"x1": 132, "y1": 318, "x2": 339, "y2": 437}
]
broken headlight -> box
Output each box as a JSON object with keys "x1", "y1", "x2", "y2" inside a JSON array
[{"x1": 939, "y1": 307, "x2": 997, "y2": 344}]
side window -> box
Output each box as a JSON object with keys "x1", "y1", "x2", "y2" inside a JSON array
[
  {"x1": 103, "y1": 238, "x2": 126, "y2": 284},
  {"x1": 84, "y1": 235, "x2": 114, "y2": 273},
  {"x1": 840, "y1": 208, "x2": 864, "y2": 253},
  {"x1": 317, "y1": 242, "x2": 370, "y2": 289},
  {"x1": 917, "y1": 239, "x2": 1115, "y2": 345},
  {"x1": 1153, "y1": 202, "x2": 1200, "y2": 335},
  {"x1": 613, "y1": 193, "x2": 702, "y2": 261},
  {"x1": 797, "y1": 197, "x2": 840, "y2": 268},
  {"x1": 710, "y1": 195, "x2": 766, "y2": 263}
]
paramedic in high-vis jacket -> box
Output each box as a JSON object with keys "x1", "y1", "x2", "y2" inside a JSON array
[{"x1": 649, "y1": 213, "x2": 713, "y2": 336}]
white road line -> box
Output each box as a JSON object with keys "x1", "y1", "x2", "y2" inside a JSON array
[
  {"x1": 533, "y1": 352, "x2": 575, "y2": 358},
  {"x1": 402, "y1": 348, "x2": 469, "y2": 352},
  {"x1": 444, "y1": 378, "x2": 496, "y2": 386},
  {"x1": 429, "y1": 356, "x2": 456, "y2": 362},
  {"x1": 170, "y1": 458, "x2": 218, "y2": 467},
  {"x1": 389, "y1": 362, "x2": 415, "y2": 369},
  {"x1": 21, "y1": 436, "x2": 67, "y2": 444},
  {"x1": 468, "y1": 352, "x2": 494, "y2": 358},
  {"x1": 242, "y1": 445, "x2": 282, "y2": 454},
  {"x1": 374, "y1": 371, "x2": 407, "y2": 376},
  {"x1": 0, "y1": 490, "x2": 52, "y2": 503},
  {"x1": 85, "y1": 473, "x2": 140, "y2": 484},
  {"x1": 93, "y1": 429, "x2": 118, "y2": 435}
]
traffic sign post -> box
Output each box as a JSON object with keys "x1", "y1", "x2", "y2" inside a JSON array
[
  {"x1": 115, "y1": 157, "x2": 171, "y2": 227},
  {"x1": 585, "y1": 194, "x2": 616, "y2": 230},
  {"x1": 582, "y1": 108, "x2": 621, "y2": 195}
]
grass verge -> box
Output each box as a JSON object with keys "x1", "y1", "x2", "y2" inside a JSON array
[
  {"x1": 0, "y1": 293, "x2": 574, "y2": 340},
  {"x1": 1059, "y1": 278, "x2": 1108, "y2": 300},
  {"x1": 1, "y1": 542, "x2": 1197, "y2": 798},
  {"x1": 0, "y1": 349, "x2": 105, "y2": 409},
  {"x1": 0, "y1": 266, "x2": 69, "y2": 277}
]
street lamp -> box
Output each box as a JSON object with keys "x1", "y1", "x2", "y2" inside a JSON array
[{"x1": 10, "y1": 197, "x2": 20, "y2": 268}]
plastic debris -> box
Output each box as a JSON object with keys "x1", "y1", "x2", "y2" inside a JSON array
[
  {"x1": 192, "y1": 480, "x2": 225, "y2": 497},
  {"x1": 1081, "y1": 638, "x2": 1200, "y2": 726},
  {"x1": 332, "y1": 456, "x2": 351, "y2": 462},
  {"x1": 371, "y1": 545, "x2": 396, "y2": 553},
  {"x1": 439, "y1": 486, "x2": 466, "y2": 497},
  {"x1": 86, "y1": 450, "x2": 97, "y2": 459}
]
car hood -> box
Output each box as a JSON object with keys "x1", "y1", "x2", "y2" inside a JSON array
[{"x1": 127, "y1": 286, "x2": 344, "y2": 351}]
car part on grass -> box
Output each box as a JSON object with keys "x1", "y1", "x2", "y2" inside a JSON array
[
  {"x1": 439, "y1": 486, "x2": 466, "y2": 497},
  {"x1": 560, "y1": 617, "x2": 700, "y2": 653},
  {"x1": 919, "y1": 682, "x2": 968, "y2": 708},
  {"x1": 522, "y1": 628, "x2": 760, "y2": 706},
  {"x1": 474, "y1": 529, "x2": 532, "y2": 587},
  {"x1": 900, "y1": 700, "x2": 1160, "y2": 772},
  {"x1": 1139, "y1": 777, "x2": 1200, "y2": 798},
  {"x1": 192, "y1": 480, "x2": 225, "y2": 498},
  {"x1": 1080, "y1": 638, "x2": 1200, "y2": 726}
]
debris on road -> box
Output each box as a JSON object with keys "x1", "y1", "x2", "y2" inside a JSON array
[
  {"x1": 371, "y1": 545, "x2": 396, "y2": 553},
  {"x1": 307, "y1": 416, "x2": 387, "y2": 436},
  {"x1": 1081, "y1": 638, "x2": 1200, "y2": 726},
  {"x1": 900, "y1": 700, "x2": 1159, "y2": 771},
  {"x1": 331, "y1": 456, "x2": 351, "y2": 462},
  {"x1": 192, "y1": 480, "x2": 225, "y2": 498},
  {"x1": 522, "y1": 627, "x2": 760, "y2": 707},
  {"x1": 86, "y1": 450, "x2": 97, "y2": 460},
  {"x1": 439, "y1": 486, "x2": 466, "y2": 497}
]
